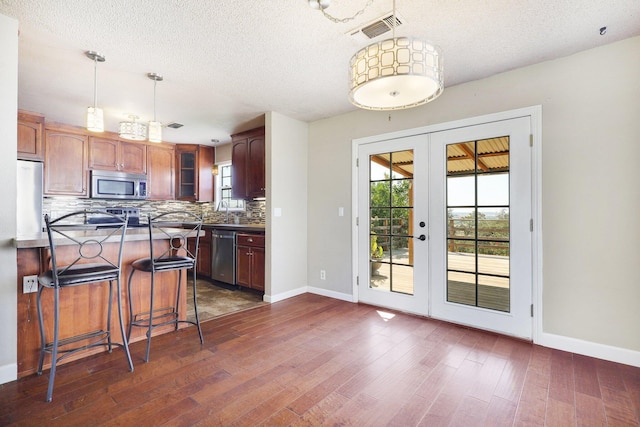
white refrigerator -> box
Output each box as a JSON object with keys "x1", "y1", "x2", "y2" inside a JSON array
[{"x1": 16, "y1": 160, "x2": 43, "y2": 237}]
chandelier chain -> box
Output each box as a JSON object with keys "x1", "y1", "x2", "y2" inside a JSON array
[{"x1": 320, "y1": 0, "x2": 376, "y2": 23}]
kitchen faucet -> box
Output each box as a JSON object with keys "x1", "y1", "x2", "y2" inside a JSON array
[{"x1": 219, "y1": 200, "x2": 230, "y2": 223}]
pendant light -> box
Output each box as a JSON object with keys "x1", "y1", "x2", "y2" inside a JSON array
[
  {"x1": 348, "y1": 0, "x2": 443, "y2": 110},
  {"x1": 119, "y1": 115, "x2": 147, "y2": 141},
  {"x1": 85, "y1": 51, "x2": 105, "y2": 132},
  {"x1": 147, "y1": 72, "x2": 163, "y2": 143}
]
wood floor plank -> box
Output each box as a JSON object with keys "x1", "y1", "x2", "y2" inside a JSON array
[
  {"x1": 3, "y1": 293, "x2": 640, "y2": 426},
  {"x1": 548, "y1": 349, "x2": 576, "y2": 405}
]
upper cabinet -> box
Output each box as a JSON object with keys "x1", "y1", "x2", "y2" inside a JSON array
[
  {"x1": 17, "y1": 111, "x2": 44, "y2": 161},
  {"x1": 43, "y1": 126, "x2": 88, "y2": 197},
  {"x1": 89, "y1": 136, "x2": 146, "y2": 174},
  {"x1": 176, "y1": 144, "x2": 214, "y2": 202},
  {"x1": 146, "y1": 144, "x2": 175, "y2": 200},
  {"x1": 231, "y1": 127, "x2": 265, "y2": 200}
]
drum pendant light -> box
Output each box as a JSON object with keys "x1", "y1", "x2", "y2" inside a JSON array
[
  {"x1": 85, "y1": 51, "x2": 105, "y2": 132},
  {"x1": 119, "y1": 115, "x2": 147, "y2": 141},
  {"x1": 348, "y1": 0, "x2": 443, "y2": 110}
]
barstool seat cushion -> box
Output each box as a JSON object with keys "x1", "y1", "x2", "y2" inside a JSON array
[
  {"x1": 38, "y1": 264, "x2": 120, "y2": 288},
  {"x1": 131, "y1": 256, "x2": 195, "y2": 273}
]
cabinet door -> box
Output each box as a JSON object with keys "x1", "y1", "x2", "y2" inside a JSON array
[
  {"x1": 177, "y1": 149, "x2": 197, "y2": 200},
  {"x1": 120, "y1": 141, "x2": 146, "y2": 174},
  {"x1": 17, "y1": 112, "x2": 44, "y2": 161},
  {"x1": 251, "y1": 247, "x2": 265, "y2": 291},
  {"x1": 197, "y1": 146, "x2": 214, "y2": 202},
  {"x1": 236, "y1": 245, "x2": 251, "y2": 287},
  {"x1": 88, "y1": 136, "x2": 119, "y2": 170},
  {"x1": 44, "y1": 131, "x2": 88, "y2": 196},
  {"x1": 231, "y1": 139, "x2": 248, "y2": 199},
  {"x1": 147, "y1": 145, "x2": 175, "y2": 200},
  {"x1": 247, "y1": 135, "x2": 265, "y2": 198},
  {"x1": 198, "y1": 242, "x2": 212, "y2": 277},
  {"x1": 188, "y1": 233, "x2": 211, "y2": 278}
]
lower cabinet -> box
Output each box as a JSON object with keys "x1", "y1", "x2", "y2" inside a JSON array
[
  {"x1": 236, "y1": 233, "x2": 265, "y2": 292},
  {"x1": 188, "y1": 229, "x2": 211, "y2": 278}
]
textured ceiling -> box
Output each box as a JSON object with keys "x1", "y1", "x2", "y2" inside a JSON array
[{"x1": 1, "y1": 0, "x2": 639, "y2": 145}]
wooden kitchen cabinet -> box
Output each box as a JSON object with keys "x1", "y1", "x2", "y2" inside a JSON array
[
  {"x1": 231, "y1": 127, "x2": 265, "y2": 199},
  {"x1": 188, "y1": 229, "x2": 211, "y2": 277},
  {"x1": 146, "y1": 144, "x2": 175, "y2": 200},
  {"x1": 236, "y1": 233, "x2": 265, "y2": 292},
  {"x1": 43, "y1": 127, "x2": 88, "y2": 197},
  {"x1": 176, "y1": 144, "x2": 214, "y2": 202},
  {"x1": 17, "y1": 111, "x2": 44, "y2": 161},
  {"x1": 89, "y1": 136, "x2": 146, "y2": 174}
]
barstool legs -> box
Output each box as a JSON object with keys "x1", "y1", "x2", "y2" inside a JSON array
[
  {"x1": 127, "y1": 267, "x2": 203, "y2": 363},
  {"x1": 37, "y1": 280, "x2": 133, "y2": 402},
  {"x1": 191, "y1": 270, "x2": 204, "y2": 344}
]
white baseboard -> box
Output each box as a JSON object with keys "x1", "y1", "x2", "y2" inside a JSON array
[
  {"x1": 264, "y1": 286, "x2": 307, "y2": 303},
  {"x1": 537, "y1": 332, "x2": 640, "y2": 368},
  {"x1": 307, "y1": 286, "x2": 355, "y2": 302},
  {"x1": 0, "y1": 362, "x2": 17, "y2": 385},
  {"x1": 264, "y1": 286, "x2": 355, "y2": 304}
]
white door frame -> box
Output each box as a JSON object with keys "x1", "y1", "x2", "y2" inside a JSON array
[{"x1": 351, "y1": 106, "x2": 543, "y2": 342}]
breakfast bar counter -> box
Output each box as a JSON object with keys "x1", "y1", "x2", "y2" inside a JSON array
[{"x1": 15, "y1": 228, "x2": 202, "y2": 378}]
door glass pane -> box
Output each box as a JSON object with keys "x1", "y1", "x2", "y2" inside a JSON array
[
  {"x1": 478, "y1": 173, "x2": 509, "y2": 206},
  {"x1": 447, "y1": 176, "x2": 475, "y2": 206},
  {"x1": 446, "y1": 137, "x2": 510, "y2": 312},
  {"x1": 369, "y1": 150, "x2": 414, "y2": 295}
]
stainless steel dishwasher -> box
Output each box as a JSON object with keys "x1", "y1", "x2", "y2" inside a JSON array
[{"x1": 211, "y1": 229, "x2": 237, "y2": 285}]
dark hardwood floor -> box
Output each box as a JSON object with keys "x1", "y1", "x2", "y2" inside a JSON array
[{"x1": 2, "y1": 293, "x2": 639, "y2": 426}]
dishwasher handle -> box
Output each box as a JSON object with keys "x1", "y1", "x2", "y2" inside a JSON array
[{"x1": 212, "y1": 232, "x2": 235, "y2": 239}]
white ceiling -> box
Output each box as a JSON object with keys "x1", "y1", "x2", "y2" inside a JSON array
[{"x1": 2, "y1": 0, "x2": 639, "y2": 145}]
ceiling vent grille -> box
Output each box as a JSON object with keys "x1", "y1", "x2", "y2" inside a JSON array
[{"x1": 348, "y1": 12, "x2": 405, "y2": 41}]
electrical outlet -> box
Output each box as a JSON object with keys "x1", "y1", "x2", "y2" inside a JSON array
[
  {"x1": 320, "y1": 270, "x2": 326, "y2": 280},
  {"x1": 23, "y1": 275, "x2": 38, "y2": 294}
]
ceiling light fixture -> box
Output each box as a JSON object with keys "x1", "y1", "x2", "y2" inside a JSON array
[
  {"x1": 349, "y1": 0, "x2": 443, "y2": 110},
  {"x1": 119, "y1": 115, "x2": 147, "y2": 141},
  {"x1": 147, "y1": 72, "x2": 163, "y2": 143},
  {"x1": 309, "y1": 0, "x2": 443, "y2": 110},
  {"x1": 85, "y1": 51, "x2": 105, "y2": 132}
]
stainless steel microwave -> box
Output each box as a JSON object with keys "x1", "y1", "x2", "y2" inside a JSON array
[{"x1": 90, "y1": 170, "x2": 147, "y2": 200}]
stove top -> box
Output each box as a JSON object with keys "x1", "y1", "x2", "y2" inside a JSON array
[{"x1": 87, "y1": 207, "x2": 143, "y2": 227}]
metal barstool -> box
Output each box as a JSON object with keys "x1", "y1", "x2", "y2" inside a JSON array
[
  {"x1": 37, "y1": 210, "x2": 134, "y2": 402},
  {"x1": 127, "y1": 211, "x2": 204, "y2": 362}
]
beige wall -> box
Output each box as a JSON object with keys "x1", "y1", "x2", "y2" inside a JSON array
[
  {"x1": 0, "y1": 14, "x2": 18, "y2": 383},
  {"x1": 307, "y1": 36, "x2": 640, "y2": 353},
  {"x1": 265, "y1": 112, "x2": 309, "y2": 300}
]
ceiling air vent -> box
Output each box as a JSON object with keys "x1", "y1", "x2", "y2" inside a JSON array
[
  {"x1": 348, "y1": 12, "x2": 405, "y2": 41},
  {"x1": 166, "y1": 122, "x2": 183, "y2": 129}
]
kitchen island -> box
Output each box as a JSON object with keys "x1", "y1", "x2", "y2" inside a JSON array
[{"x1": 14, "y1": 227, "x2": 202, "y2": 378}]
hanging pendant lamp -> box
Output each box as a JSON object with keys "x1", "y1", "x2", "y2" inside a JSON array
[
  {"x1": 348, "y1": 0, "x2": 443, "y2": 110},
  {"x1": 147, "y1": 72, "x2": 163, "y2": 143},
  {"x1": 85, "y1": 51, "x2": 105, "y2": 132},
  {"x1": 119, "y1": 115, "x2": 147, "y2": 141}
]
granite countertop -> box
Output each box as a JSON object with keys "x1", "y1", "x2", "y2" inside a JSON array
[
  {"x1": 201, "y1": 223, "x2": 265, "y2": 233},
  {"x1": 14, "y1": 228, "x2": 202, "y2": 249}
]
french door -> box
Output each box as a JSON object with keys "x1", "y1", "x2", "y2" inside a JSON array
[
  {"x1": 357, "y1": 135, "x2": 429, "y2": 316},
  {"x1": 357, "y1": 116, "x2": 533, "y2": 339}
]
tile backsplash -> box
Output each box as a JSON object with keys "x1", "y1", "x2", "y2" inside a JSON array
[{"x1": 43, "y1": 198, "x2": 266, "y2": 225}]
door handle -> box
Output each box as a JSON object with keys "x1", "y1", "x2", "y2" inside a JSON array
[{"x1": 415, "y1": 234, "x2": 426, "y2": 241}]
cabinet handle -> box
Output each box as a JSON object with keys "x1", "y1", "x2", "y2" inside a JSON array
[{"x1": 247, "y1": 238, "x2": 253, "y2": 242}]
